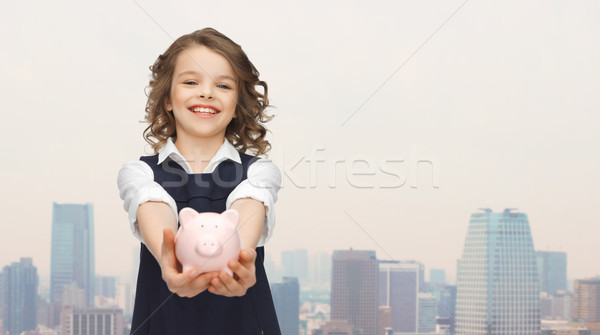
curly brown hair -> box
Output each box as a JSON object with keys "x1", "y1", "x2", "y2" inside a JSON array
[{"x1": 143, "y1": 28, "x2": 273, "y2": 156}]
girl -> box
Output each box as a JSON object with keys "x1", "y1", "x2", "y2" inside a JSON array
[{"x1": 117, "y1": 28, "x2": 281, "y2": 334}]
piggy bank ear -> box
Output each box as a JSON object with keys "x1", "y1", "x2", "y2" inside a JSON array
[
  {"x1": 221, "y1": 209, "x2": 240, "y2": 228},
  {"x1": 179, "y1": 207, "x2": 198, "y2": 226}
]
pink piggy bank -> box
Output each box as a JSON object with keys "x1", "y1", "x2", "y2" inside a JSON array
[{"x1": 174, "y1": 208, "x2": 241, "y2": 276}]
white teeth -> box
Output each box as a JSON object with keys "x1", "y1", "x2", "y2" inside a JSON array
[{"x1": 191, "y1": 107, "x2": 217, "y2": 114}]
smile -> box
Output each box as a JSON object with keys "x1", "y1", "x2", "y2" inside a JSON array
[{"x1": 189, "y1": 105, "x2": 220, "y2": 115}]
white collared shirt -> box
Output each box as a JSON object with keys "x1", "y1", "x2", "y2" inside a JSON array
[{"x1": 117, "y1": 138, "x2": 281, "y2": 247}]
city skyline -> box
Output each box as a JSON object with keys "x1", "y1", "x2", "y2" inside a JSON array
[
  {"x1": 0, "y1": 0, "x2": 599, "y2": 285},
  {"x1": 14, "y1": 206, "x2": 593, "y2": 287},
  {"x1": 2, "y1": 244, "x2": 598, "y2": 333},
  {"x1": 4, "y1": 218, "x2": 592, "y2": 301}
]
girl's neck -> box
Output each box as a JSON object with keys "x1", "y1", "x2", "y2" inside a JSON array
[{"x1": 174, "y1": 134, "x2": 225, "y2": 173}]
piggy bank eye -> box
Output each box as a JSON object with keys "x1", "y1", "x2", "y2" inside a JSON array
[
  {"x1": 215, "y1": 225, "x2": 218, "y2": 228},
  {"x1": 201, "y1": 224, "x2": 204, "y2": 228}
]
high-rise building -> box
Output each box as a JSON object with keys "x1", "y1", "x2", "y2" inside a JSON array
[
  {"x1": 378, "y1": 306, "x2": 392, "y2": 335},
  {"x1": 50, "y1": 203, "x2": 95, "y2": 307},
  {"x1": 540, "y1": 319, "x2": 593, "y2": 334},
  {"x1": 379, "y1": 260, "x2": 419, "y2": 332},
  {"x1": 1, "y1": 257, "x2": 39, "y2": 335},
  {"x1": 282, "y1": 249, "x2": 309, "y2": 283},
  {"x1": 60, "y1": 306, "x2": 124, "y2": 335},
  {"x1": 425, "y1": 283, "x2": 457, "y2": 332},
  {"x1": 536, "y1": 251, "x2": 567, "y2": 295},
  {"x1": 331, "y1": 249, "x2": 378, "y2": 335},
  {"x1": 418, "y1": 292, "x2": 437, "y2": 332},
  {"x1": 430, "y1": 269, "x2": 447, "y2": 284},
  {"x1": 540, "y1": 291, "x2": 572, "y2": 320},
  {"x1": 315, "y1": 320, "x2": 355, "y2": 335},
  {"x1": 271, "y1": 277, "x2": 300, "y2": 335},
  {"x1": 96, "y1": 276, "x2": 117, "y2": 299},
  {"x1": 20, "y1": 326, "x2": 59, "y2": 335},
  {"x1": 572, "y1": 278, "x2": 600, "y2": 322},
  {"x1": 309, "y1": 252, "x2": 332, "y2": 285},
  {"x1": 455, "y1": 208, "x2": 541, "y2": 334},
  {"x1": 264, "y1": 253, "x2": 280, "y2": 283}
]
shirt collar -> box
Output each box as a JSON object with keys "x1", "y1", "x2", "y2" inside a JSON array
[{"x1": 157, "y1": 138, "x2": 241, "y2": 174}]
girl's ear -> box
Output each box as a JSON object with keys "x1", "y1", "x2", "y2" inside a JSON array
[{"x1": 165, "y1": 98, "x2": 172, "y2": 111}]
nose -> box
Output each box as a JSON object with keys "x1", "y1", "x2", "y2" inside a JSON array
[
  {"x1": 198, "y1": 83, "x2": 214, "y2": 100},
  {"x1": 196, "y1": 235, "x2": 221, "y2": 256}
]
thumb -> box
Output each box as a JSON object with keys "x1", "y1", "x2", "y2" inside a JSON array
[
  {"x1": 239, "y1": 248, "x2": 256, "y2": 266},
  {"x1": 161, "y1": 228, "x2": 177, "y2": 269}
]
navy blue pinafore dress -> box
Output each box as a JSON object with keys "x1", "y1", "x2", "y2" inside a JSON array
[{"x1": 130, "y1": 154, "x2": 281, "y2": 335}]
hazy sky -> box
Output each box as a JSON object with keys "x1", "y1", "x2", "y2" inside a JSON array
[{"x1": 1, "y1": 0, "x2": 598, "y2": 283}]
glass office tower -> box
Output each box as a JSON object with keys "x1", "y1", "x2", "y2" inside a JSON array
[
  {"x1": 535, "y1": 251, "x2": 567, "y2": 295},
  {"x1": 1, "y1": 258, "x2": 38, "y2": 335},
  {"x1": 271, "y1": 277, "x2": 300, "y2": 335},
  {"x1": 331, "y1": 249, "x2": 378, "y2": 335},
  {"x1": 455, "y1": 208, "x2": 540, "y2": 334},
  {"x1": 50, "y1": 202, "x2": 95, "y2": 308}
]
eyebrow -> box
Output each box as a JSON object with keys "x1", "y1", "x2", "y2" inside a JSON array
[{"x1": 176, "y1": 70, "x2": 236, "y2": 82}]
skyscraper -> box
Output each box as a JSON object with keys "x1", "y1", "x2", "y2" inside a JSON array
[
  {"x1": 271, "y1": 277, "x2": 300, "y2": 335},
  {"x1": 572, "y1": 278, "x2": 600, "y2": 322},
  {"x1": 50, "y1": 203, "x2": 95, "y2": 307},
  {"x1": 96, "y1": 276, "x2": 117, "y2": 299},
  {"x1": 1, "y1": 257, "x2": 39, "y2": 335},
  {"x1": 540, "y1": 291, "x2": 572, "y2": 320},
  {"x1": 378, "y1": 260, "x2": 419, "y2": 332},
  {"x1": 425, "y1": 283, "x2": 457, "y2": 332},
  {"x1": 60, "y1": 306, "x2": 124, "y2": 335},
  {"x1": 455, "y1": 208, "x2": 541, "y2": 334},
  {"x1": 331, "y1": 249, "x2": 378, "y2": 335},
  {"x1": 430, "y1": 269, "x2": 447, "y2": 284},
  {"x1": 309, "y1": 252, "x2": 332, "y2": 285},
  {"x1": 536, "y1": 251, "x2": 567, "y2": 295},
  {"x1": 282, "y1": 249, "x2": 309, "y2": 283},
  {"x1": 418, "y1": 292, "x2": 437, "y2": 332}
]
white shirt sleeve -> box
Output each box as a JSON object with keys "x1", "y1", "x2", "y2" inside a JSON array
[
  {"x1": 117, "y1": 160, "x2": 178, "y2": 242},
  {"x1": 226, "y1": 158, "x2": 282, "y2": 247}
]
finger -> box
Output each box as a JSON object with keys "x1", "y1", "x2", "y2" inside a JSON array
[
  {"x1": 208, "y1": 275, "x2": 233, "y2": 297},
  {"x1": 236, "y1": 250, "x2": 256, "y2": 278},
  {"x1": 164, "y1": 265, "x2": 205, "y2": 295},
  {"x1": 228, "y1": 260, "x2": 248, "y2": 280},
  {"x1": 231, "y1": 253, "x2": 256, "y2": 283},
  {"x1": 160, "y1": 228, "x2": 177, "y2": 269},
  {"x1": 185, "y1": 272, "x2": 217, "y2": 294},
  {"x1": 218, "y1": 271, "x2": 244, "y2": 296},
  {"x1": 227, "y1": 260, "x2": 256, "y2": 291},
  {"x1": 173, "y1": 272, "x2": 217, "y2": 297},
  {"x1": 239, "y1": 248, "x2": 257, "y2": 267},
  {"x1": 208, "y1": 276, "x2": 225, "y2": 295},
  {"x1": 161, "y1": 228, "x2": 186, "y2": 290}
]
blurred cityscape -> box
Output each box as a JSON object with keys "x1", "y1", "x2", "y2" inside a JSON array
[{"x1": 1, "y1": 204, "x2": 599, "y2": 335}]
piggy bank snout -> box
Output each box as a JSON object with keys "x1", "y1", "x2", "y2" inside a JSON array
[{"x1": 195, "y1": 235, "x2": 222, "y2": 256}]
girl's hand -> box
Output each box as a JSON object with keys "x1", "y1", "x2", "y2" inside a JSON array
[
  {"x1": 208, "y1": 248, "x2": 257, "y2": 297},
  {"x1": 160, "y1": 228, "x2": 219, "y2": 298}
]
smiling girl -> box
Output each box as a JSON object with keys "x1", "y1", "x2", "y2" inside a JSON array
[{"x1": 117, "y1": 28, "x2": 281, "y2": 334}]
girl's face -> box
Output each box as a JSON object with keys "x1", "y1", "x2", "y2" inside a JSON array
[{"x1": 166, "y1": 45, "x2": 238, "y2": 144}]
